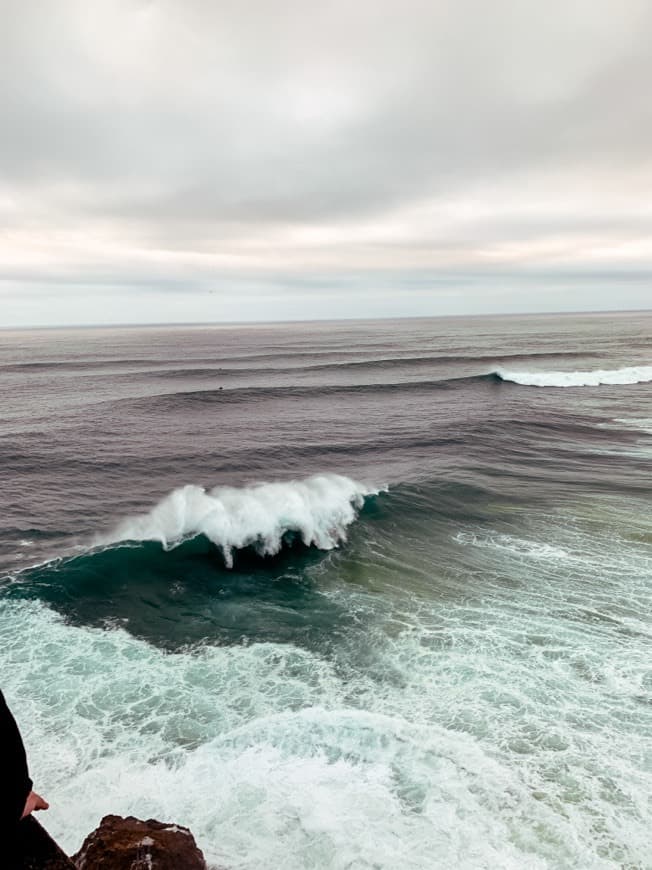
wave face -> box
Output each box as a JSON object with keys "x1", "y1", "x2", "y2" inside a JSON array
[
  {"x1": 97, "y1": 474, "x2": 377, "y2": 568},
  {"x1": 494, "y1": 364, "x2": 652, "y2": 387}
]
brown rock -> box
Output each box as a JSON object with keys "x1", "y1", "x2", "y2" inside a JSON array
[{"x1": 72, "y1": 815, "x2": 208, "y2": 870}]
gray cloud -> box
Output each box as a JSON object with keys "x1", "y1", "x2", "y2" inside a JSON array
[{"x1": 1, "y1": 0, "x2": 651, "y2": 325}]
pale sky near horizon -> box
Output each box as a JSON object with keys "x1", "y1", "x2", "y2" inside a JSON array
[{"x1": 1, "y1": 0, "x2": 651, "y2": 327}]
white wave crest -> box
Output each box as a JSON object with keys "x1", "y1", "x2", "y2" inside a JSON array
[
  {"x1": 495, "y1": 365, "x2": 652, "y2": 388},
  {"x1": 97, "y1": 474, "x2": 378, "y2": 567}
]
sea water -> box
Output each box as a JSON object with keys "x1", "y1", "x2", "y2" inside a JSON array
[{"x1": 1, "y1": 313, "x2": 651, "y2": 868}]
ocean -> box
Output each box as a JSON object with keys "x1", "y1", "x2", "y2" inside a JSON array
[{"x1": 1, "y1": 312, "x2": 650, "y2": 869}]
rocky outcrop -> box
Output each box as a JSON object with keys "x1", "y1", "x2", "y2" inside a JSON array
[
  {"x1": 10, "y1": 814, "x2": 216, "y2": 870},
  {"x1": 73, "y1": 815, "x2": 209, "y2": 869}
]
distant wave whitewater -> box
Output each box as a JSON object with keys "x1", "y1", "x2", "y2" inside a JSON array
[
  {"x1": 96, "y1": 474, "x2": 379, "y2": 567},
  {"x1": 494, "y1": 364, "x2": 652, "y2": 388}
]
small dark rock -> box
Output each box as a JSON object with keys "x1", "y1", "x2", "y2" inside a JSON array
[{"x1": 73, "y1": 815, "x2": 208, "y2": 870}]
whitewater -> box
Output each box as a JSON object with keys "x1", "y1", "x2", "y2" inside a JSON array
[
  {"x1": 96, "y1": 474, "x2": 378, "y2": 567},
  {"x1": 1, "y1": 312, "x2": 651, "y2": 869},
  {"x1": 495, "y1": 363, "x2": 652, "y2": 387}
]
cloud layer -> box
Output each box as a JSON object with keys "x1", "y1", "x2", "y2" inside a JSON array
[{"x1": 2, "y1": 0, "x2": 651, "y2": 325}]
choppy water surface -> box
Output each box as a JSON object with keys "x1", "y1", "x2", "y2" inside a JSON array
[{"x1": 1, "y1": 313, "x2": 651, "y2": 869}]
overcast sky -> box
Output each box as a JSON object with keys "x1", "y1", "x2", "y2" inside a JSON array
[{"x1": 1, "y1": 0, "x2": 651, "y2": 326}]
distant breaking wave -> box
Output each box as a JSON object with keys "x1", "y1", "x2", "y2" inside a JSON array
[
  {"x1": 96, "y1": 474, "x2": 379, "y2": 567},
  {"x1": 493, "y1": 365, "x2": 652, "y2": 388}
]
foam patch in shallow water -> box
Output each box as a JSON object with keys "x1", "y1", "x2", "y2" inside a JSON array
[
  {"x1": 0, "y1": 600, "x2": 547, "y2": 869},
  {"x1": 2, "y1": 588, "x2": 650, "y2": 869}
]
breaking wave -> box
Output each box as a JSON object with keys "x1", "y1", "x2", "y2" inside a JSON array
[
  {"x1": 493, "y1": 365, "x2": 652, "y2": 387},
  {"x1": 96, "y1": 474, "x2": 379, "y2": 568}
]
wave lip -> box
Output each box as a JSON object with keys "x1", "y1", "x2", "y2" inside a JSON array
[
  {"x1": 494, "y1": 364, "x2": 652, "y2": 388},
  {"x1": 96, "y1": 474, "x2": 379, "y2": 567}
]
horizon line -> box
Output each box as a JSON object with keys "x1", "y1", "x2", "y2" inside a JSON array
[{"x1": 3, "y1": 306, "x2": 652, "y2": 333}]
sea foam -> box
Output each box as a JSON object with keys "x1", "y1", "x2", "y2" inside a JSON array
[
  {"x1": 494, "y1": 364, "x2": 652, "y2": 387},
  {"x1": 454, "y1": 531, "x2": 569, "y2": 560},
  {"x1": 97, "y1": 474, "x2": 378, "y2": 567},
  {"x1": 3, "y1": 590, "x2": 650, "y2": 869}
]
